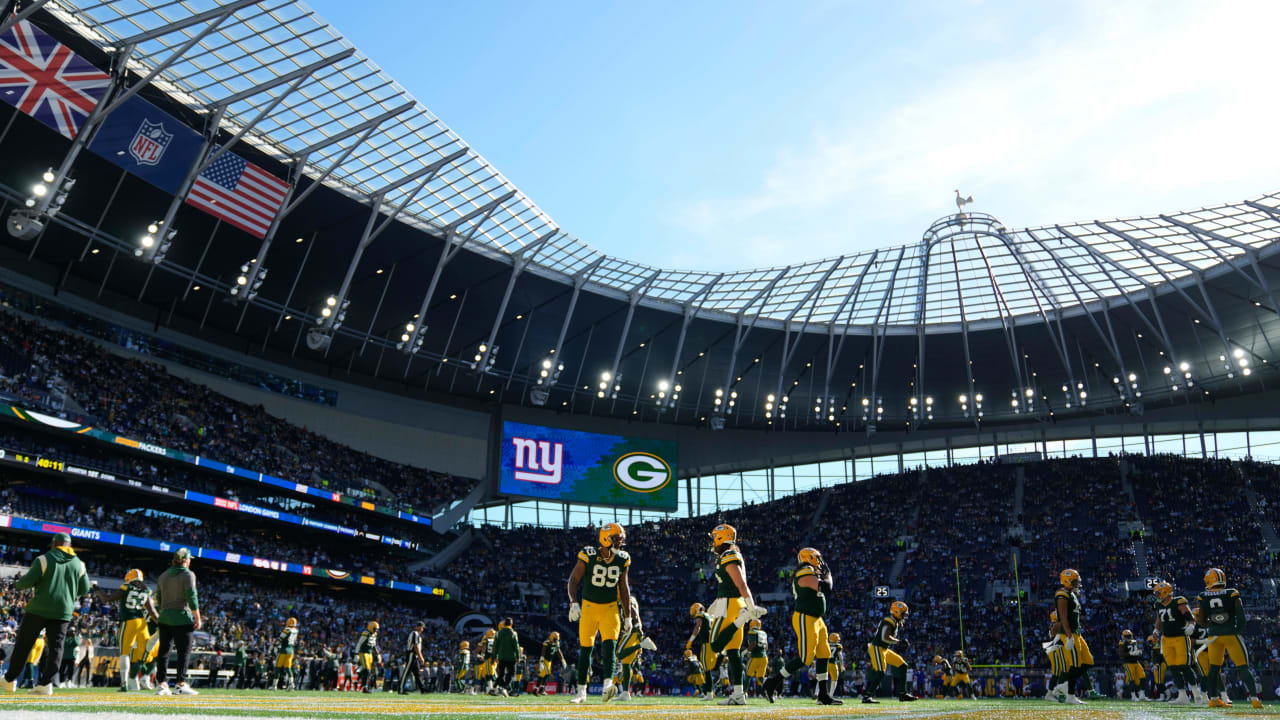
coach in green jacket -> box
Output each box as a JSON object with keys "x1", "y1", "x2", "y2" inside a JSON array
[
  {"x1": 495, "y1": 618, "x2": 520, "y2": 695},
  {"x1": 1, "y1": 532, "x2": 91, "y2": 695}
]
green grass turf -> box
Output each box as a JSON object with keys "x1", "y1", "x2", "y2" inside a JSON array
[{"x1": 0, "y1": 688, "x2": 1270, "y2": 718}]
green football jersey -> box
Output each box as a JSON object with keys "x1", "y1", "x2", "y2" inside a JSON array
[
  {"x1": 748, "y1": 628, "x2": 768, "y2": 658},
  {"x1": 456, "y1": 649, "x2": 470, "y2": 671},
  {"x1": 540, "y1": 639, "x2": 559, "y2": 661},
  {"x1": 118, "y1": 582, "x2": 151, "y2": 622},
  {"x1": 715, "y1": 547, "x2": 745, "y2": 599},
  {"x1": 694, "y1": 612, "x2": 712, "y2": 644},
  {"x1": 871, "y1": 616, "x2": 899, "y2": 648},
  {"x1": 1157, "y1": 596, "x2": 1191, "y2": 637},
  {"x1": 577, "y1": 546, "x2": 630, "y2": 604},
  {"x1": 278, "y1": 627, "x2": 298, "y2": 654},
  {"x1": 355, "y1": 629, "x2": 378, "y2": 654},
  {"x1": 791, "y1": 564, "x2": 826, "y2": 617},
  {"x1": 1054, "y1": 589, "x2": 1082, "y2": 634},
  {"x1": 1197, "y1": 588, "x2": 1244, "y2": 636}
]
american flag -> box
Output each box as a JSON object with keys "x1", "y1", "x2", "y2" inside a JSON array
[
  {"x1": 0, "y1": 19, "x2": 110, "y2": 139},
  {"x1": 186, "y1": 150, "x2": 288, "y2": 238}
]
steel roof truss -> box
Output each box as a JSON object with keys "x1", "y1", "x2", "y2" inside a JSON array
[
  {"x1": 0, "y1": 0, "x2": 54, "y2": 35},
  {"x1": 477, "y1": 229, "x2": 560, "y2": 372},
  {"x1": 719, "y1": 267, "x2": 790, "y2": 399},
  {"x1": 775, "y1": 258, "x2": 841, "y2": 415}
]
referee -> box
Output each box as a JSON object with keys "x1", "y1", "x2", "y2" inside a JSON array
[{"x1": 398, "y1": 622, "x2": 428, "y2": 694}]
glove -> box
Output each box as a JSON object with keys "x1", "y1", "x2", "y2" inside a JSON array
[
  {"x1": 621, "y1": 616, "x2": 633, "y2": 637},
  {"x1": 1064, "y1": 635, "x2": 1075, "y2": 653},
  {"x1": 1183, "y1": 624, "x2": 1194, "y2": 637},
  {"x1": 686, "y1": 640, "x2": 694, "y2": 651},
  {"x1": 568, "y1": 602, "x2": 581, "y2": 622}
]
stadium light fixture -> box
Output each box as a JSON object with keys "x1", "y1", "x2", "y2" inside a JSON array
[
  {"x1": 472, "y1": 343, "x2": 500, "y2": 373},
  {"x1": 230, "y1": 260, "x2": 268, "y2": 301},
  {"x1": 133, "y1": 220, "x2": 174, "y2": 264}
]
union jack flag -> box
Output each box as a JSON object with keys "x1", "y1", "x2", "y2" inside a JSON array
[{"x1": 0, "y1": 19, "x2": 110, "y2": 139}]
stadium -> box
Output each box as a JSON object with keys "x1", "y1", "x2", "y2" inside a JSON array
[{"x1": 0, "y1": 0, "x2": 1277, "y2": 718}]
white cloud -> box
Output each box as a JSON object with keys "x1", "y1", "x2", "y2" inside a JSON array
[{"x1": 665, "y1": 0, "x2": 1280, "y2": 270}]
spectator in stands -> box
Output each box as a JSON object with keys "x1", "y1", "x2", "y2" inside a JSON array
[{"x1": 0, "y1": 531, "x2": 90, "y2": 695}]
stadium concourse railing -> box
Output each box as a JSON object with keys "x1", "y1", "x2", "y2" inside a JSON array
[
  {"x1": 0, "y1": 511, "x2": 449, "y2": 600},
  {"x1": 0, "y1": 434, "x2": 424, "y2": 552},
  {"x1": 0, "y1": 397, "x2": 437, "y2": 532}
]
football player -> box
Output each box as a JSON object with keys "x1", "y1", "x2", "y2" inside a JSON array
[
  {"x1": 1152, "y1": 580, "x2": 1198, "y2": 705},
  {"x1": 453, "y1": 640, "x2": 470, "y2": 694},
  {"x1": 763, "y1": 547, "x2": 837, "y2": 705},
  {"x1": 1052, "y1": 568, "x2": 1097, "y2": 703},
  {"x1": 705, "y1": 523, "x2": 766, "y2": 706},
  {"x1": 1043, "y1": 610, "x2": 1067, "y2": 702},
  {"x1": 1195, "y1": 568, "x2": 1262, "y2": 708},
  {"x1": 1118, "y1": 630, "x2": 1149, "y2": 701},
  {"x1": 745, "y1": 619, "x2": 768, "y2": 696},
  {"x1": 95, "y1": 569, "x2": 157, "y2": 692},
  {"x1": 566, "y1": 522, "x2": 632, "y2": 704},
  {"x1": 478, "y1": 628, "x2": 497, "y2": 694},
  {"x1": 354, "y1": 621, "x2": 379, "y2": 693},
  {"x1": 685, "y1": 603, "x2": 716, "y2": 700},
  {"x1": 931, "y1": 654, "x2": 953, "y2": 698},
  {"x1": 1146, "y1": 634, "x2": 1167, "y2": 701},
  {"x1": 611, "y1": 595, "x2": 658, "y2": 702},
  {"x1": 684, "y1": 648, "x2": 705, "y2": 690},
  {"x1": 273, "y1": 618, "x2": 299, "y2": 690},
  {"x1": 864, "y1": 600, "x2": 915, "y2": 703},
  {"x1": 828, "y1": 632, "x2": 844, "y2": 698},
  {"x1": 951, "y1": 650, "x2": 974, "y2": 699},
  {"x1": 535, "y1": 631, "x2": 565, "y2": 695}
]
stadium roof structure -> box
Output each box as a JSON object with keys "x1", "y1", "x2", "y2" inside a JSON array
[{"x1": 4, "y1": 1, "x2": 1280, "y2": 436}]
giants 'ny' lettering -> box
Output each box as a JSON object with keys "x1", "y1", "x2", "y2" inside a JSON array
[{"x1": 511, "y1": 437, "x2": 563, "y2": 484}]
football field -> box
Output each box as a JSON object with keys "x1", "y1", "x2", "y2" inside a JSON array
[{"x1": 0, "y1": 690, "x2": 1272, "y2": 719}]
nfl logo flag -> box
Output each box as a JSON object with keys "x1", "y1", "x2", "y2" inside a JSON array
[
  {"x1": 87, "y1": 94, "x2": 204, "y2": 195},
  {"x1": 0, "y1": 19, "x2": 110, "y2": 139},
  {"x1": 186, "y1": 150, "x2": 289, "y2": 238}
]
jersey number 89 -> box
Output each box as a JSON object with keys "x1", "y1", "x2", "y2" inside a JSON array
[{"x1": 590, "y1": 564, "x2": 621, "y2": 588}]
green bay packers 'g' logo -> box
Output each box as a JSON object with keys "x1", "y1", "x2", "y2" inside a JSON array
[{"x1": 613, "y1": 452, "x2": 673, "y2": 493}]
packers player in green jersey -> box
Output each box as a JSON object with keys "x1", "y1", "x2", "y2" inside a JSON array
[
  {"x1": 705, "y1": 523, "x2": 766, "y2": 706},
  {"x1": 686, "y1": 602, "x2": 716, "y2": 700},
  {"x1": 95, "y1": 569, "x2": 157, "y2": 692},
  {"x1": 1147, "y1": 634, "x2": 1168, "y2": 701},
  {"x1": 763, "y1": 547, "x2": 839, "y2": 705},
  {"x1": 272, "y1": 618, "x2": 299, "y2": 690},
  {"x1": 610, "y1": 595, "x2": 657, "y2": 702},
  {"x1": 566, "y1": 522, "x2": 632, "y2": 704},
  {"x1": 1195, "y1": 568, "x2": 1262, "y2": 709},
  {"x1": 1117, "y1": 630, "x2": 1150, "y2": 701},
  {"x1": 1052, "y1": 568, "x2": 1097, "y2": 703},
  {"x1": 535, "y1": 631, "x2": 565, "y2": 695},
  {"x1": 865, "y1": 600, "x2": 915, "y2": 703},
  {"x1": 744, "y1": 619, "x2": 767, "y2": 696},
  {"x1": 453, "y1": 640, "x2": 470, "y2": 694},
  {"x1": 1151, "y1": 580, "x2": 1198, "y2": 705},
  {"x1": 354, "y1": 621, "x2": 380, "y2": 693},
  {"x1": 828, "y1": 633, "x2": 844, "y2": 698}
]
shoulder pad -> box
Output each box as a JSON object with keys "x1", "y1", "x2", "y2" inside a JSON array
[
  {"x1": 795, "y1": 566, "x2": 817, "y2": 578},
  {"x1": 719, "y1": 549, "x2": 743, "y2": 565},
  {"x1": 1229, "y1": 589, "x2": 1240, "y2": 598},
  {"x1": 614, "y1": 549, "x2": 630, "y2": 561},
  {"x1": 1053, "y1": 589, "x2": 1069, "y2": 598}
]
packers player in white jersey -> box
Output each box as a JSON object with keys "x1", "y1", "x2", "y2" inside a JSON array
[{"x1": 566, "y1": 522, "x2": 632, "y2": 704}]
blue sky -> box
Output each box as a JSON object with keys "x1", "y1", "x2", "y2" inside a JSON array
[{"x1": 310, "y1": 0, "x2": 1280, "y2": 271}]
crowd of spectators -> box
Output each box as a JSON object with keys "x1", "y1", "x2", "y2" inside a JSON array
[{"x1": 0, "y1": 309, "x2": 474, "y2": 515}]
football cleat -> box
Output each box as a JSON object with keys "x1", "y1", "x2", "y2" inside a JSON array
[
  {"x1": 862, "y1": 695, "x2": 879, "y2": 704},
  {"x1": 1251, "y1": 696, "x2": 1263, "y2": 709},
  {"x1": 125, "y1": 568, "x2": 144, "y2": 584},
  {"x1": 797, "y1": 547, "x2": 823, "y2": 567},
  {"x1": 28, "y1": 684, "x2": 52, "y2": 696},
  {"x1": 718, "y1": 690, "x2": 746, "y2": 705},
  {"x1": 602, "y1": 685, "x2": 618, "y2": 703},
  {"x1": 1063, "y1": 694, "x2": 1084, "y2": 704},
  {"x1": 599, "y1": 522, "x2": 626, "y2": 549},
  {"x1": 1204, "y1": 568, "x2": 1226, "y2": 589},
  {"x1": 709, "y1": 524, "x2": 737, "y2": 549},
  {"x1": 156, "y1": 683, "x2": 172, "y2": 696},
  {"x1": 890, "y1": 600, "x2": 909, "y2": 620},
  {"x1": 0, "y1": 678, "x2": 13, "y2": 693},
  {"x1": 1059, "y1": 568, "x2": 1082, "y2": 590},
  {"x1": 175, "y1": 683, "x2": 198, "y2": 696},
  {"x1": 898, "y1": 692, "x2": 918, "y2": 701},
  {"x1": 570, "y1": 686, "x2": 587, "y2": 703}
]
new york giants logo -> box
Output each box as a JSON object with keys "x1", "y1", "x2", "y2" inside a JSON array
[
  {"x1": 129, "y1": 120, "x2": 172, "y2": 166},
  {"x1": 511, "y1": 437, "x2": 563, "y2": 484}
]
